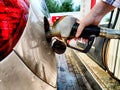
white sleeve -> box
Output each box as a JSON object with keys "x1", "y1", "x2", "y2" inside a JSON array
[{"x1": 103, "y1": 0, "x2": 120, "y2": 8}]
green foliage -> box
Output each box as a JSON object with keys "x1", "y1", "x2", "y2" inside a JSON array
[
  {"x1": 45, "y1": 0, "x2": 74, "y2": 13},
  {"x1": 59, "y1": 0, "x2": 73, "y2": 12},
  {"x1": 45, "y1": 0, "x2": 58, "y2": 13}
]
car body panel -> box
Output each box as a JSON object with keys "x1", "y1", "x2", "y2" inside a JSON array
[
  {"x1": 14, "y1": 0, "x2": 57, "y2": 87},
  {"x1": 0, "y1": 51, "x2": 56, "y2": 90},
  {"x1": 0, "y1": 0, "x2": 57, "y2": 89}
]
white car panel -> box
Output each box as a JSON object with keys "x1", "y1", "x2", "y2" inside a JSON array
[
  {"x1": 0, "y1": 0, "x2": 57, "y2": 89},
  {"x1": 0, "y1": 51, "x2": 56, "y2": 90},
  {"x1": 14, "y1": 0, "x2": 57, "y2": 87}
]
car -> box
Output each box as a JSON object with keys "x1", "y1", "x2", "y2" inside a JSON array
[{"x1": 0, "y1": 0, "x2": 57, "y2": 90}]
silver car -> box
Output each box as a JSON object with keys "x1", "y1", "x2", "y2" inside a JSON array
[{"x1": 0, "y1": 0, "x2": 57, "y2": 90}]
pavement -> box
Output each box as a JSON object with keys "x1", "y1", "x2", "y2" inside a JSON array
[
  {"x1": 56, "y1": 48, "x2": 120, "y2": 90},
  {"x1": 56, "y1": 53, "x2": 80, "y2": 90},
  {"x1": 56, "y1": 48, "x2": 93, "y2": 90}
]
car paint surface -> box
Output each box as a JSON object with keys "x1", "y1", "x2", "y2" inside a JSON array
[{"x1": 0, "y1": 0, "x2": 57, "y2": 90}]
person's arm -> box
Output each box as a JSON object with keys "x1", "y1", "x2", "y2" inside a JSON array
[
  {"x1": 103, "y1": 0, "x2": 120, "y2": 8},
  {"x1": 76, "y1": 0, "x2": 116, "y2": 37}
]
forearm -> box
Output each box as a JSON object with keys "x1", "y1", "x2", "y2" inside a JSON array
[
  {"x1": 89, "y1": 0, "x2": 115, "y2": 25},
  {"x1": 103, "y1": 0, "x2": 120, "y2": 8}
]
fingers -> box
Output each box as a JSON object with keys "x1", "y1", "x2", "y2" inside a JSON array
[
  {"x1": 75, "y1": 21, "x2": 85, "y2": 38},
  {"x1": 78, "y1": 38, "x2": 88, "y2": 44}
]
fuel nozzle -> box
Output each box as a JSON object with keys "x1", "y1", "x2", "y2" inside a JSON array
[
  {"x1": 71, "y1": 22, "x2": 120, "y2": 39},
  {"x1": 44, "y1": 17, "x2": 66, "y2": 54},
  {"x1": 51, "y1": 37, "x2": 66, "y2": 54},
  {"x1": 44, "y1": 16, "x2": 120, "y2": 54}
]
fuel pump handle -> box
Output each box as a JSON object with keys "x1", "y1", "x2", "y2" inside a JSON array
[
  {"x1": 67, "y1": 22, "x2": 100, "y2": 53},
  {"x1": 69, "y1": 22, "x2": 100, "y2": 39},
  {"x1": 70, "y1": 22, "x2": 120, "y2": 39}
]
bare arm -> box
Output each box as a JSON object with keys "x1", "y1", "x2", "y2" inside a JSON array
[{"x1": 76, "y1": 0, "x2": 116, "y2": 37}]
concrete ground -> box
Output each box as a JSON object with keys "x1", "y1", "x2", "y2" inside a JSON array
[
  {"x1": 56, "y1": 48, "x2": 120, "y2": 90},
  {"x1": 56, "y1": 49, "x2": 92, "y2": 90},
  {"x1": 56, "y1": 54, "x2": 80, "y2": 90}
]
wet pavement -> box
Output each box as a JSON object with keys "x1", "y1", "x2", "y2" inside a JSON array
[
  {"x1": 56, "y1": 47, "x2": 95, "y2": 90},
  {"x1": 56, "y1": 54, "x2": 80, "y2": 90},
  {"x1": 63, "y1": 48, "x2": 120, "y2": 90}
]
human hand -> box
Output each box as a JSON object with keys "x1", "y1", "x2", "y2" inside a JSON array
[
  {"x1": 75, "y1": 13, "x2": 100, "y2": 38},
  {"x1": 75, "y1": 0, "x2": 115, "y2": 38}
]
